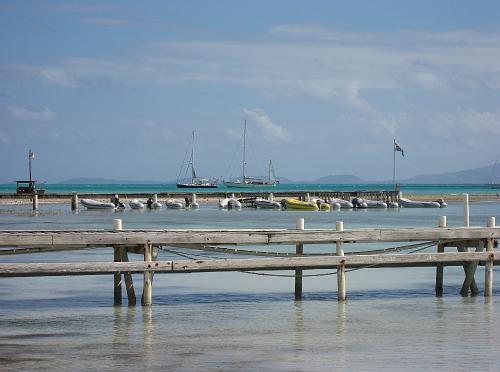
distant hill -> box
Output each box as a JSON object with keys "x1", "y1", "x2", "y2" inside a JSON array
[
  {"x1": 310, "y1": 174, "x2": 368, "y2": 184},
  {"x1": 402, "y1": 163, "x2": 500, "y2": 184},
  {"x1": 58, "y1": 177, "x2": 169, "y2": 184},
  {"x1": 53, "y1": 162, "x2": 500, "y2": 185}
]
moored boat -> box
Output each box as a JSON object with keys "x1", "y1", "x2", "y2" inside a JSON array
[
  {"x1": 165, "y1": 199, "x2": 185, "y2": 209},
  {"x1": 129, "y1": 199, "x2": 145, "y2": 209},
  {"x1": 399, "y1": 198, "x2": 440, "y2": 208},
  {"x1": 254, "y1": 198, "x2": 281, "y2": 209},
  {"x1": 218, "y1": 198, "x2": 242, "y2": 209},
  {"x1": 284, "y1": 198, "x2": 319, "y2": 211},
  {"x1": 81, "y1": 198, "x2": 116, "y2": 210}
]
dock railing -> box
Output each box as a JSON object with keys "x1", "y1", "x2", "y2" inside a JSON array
[{"x1": 0, "y1": 217, "x2": 498, "y2": 306}]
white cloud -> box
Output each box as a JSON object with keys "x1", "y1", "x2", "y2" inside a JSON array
[
  {"x1": 40, "y1": 68, "x2": 79, "y2": 87},
  {"x1": 9, "y1": 105, "x2": 55, "y2": 121},
  {"x1": 243, "y1": 108, "x2": 291, "y2": 142}
]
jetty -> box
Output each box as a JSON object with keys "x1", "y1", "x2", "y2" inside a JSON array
[{"x1": 0, "y1": 216, "x2": 498, "y2": 306}]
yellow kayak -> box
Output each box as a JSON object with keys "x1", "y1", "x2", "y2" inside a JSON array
[{"x1": 284, "y1": 198, "x2": 320, "y2": 211}]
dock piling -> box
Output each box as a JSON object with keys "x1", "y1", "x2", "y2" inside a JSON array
[
  {"x1": 336, "y1": 221, "x2": 346, "y2": 301},
  {"x1": 71, "y1": 193, "x2": 78, "y2": 211},
  {"x1": 436, "y1": 216, "x2": 446, "y2": 296},
  {"x1": 32, "y1": 194, "x2": 38, "y2": 210},
  {"x1": 295, "y1": 218, "x2": 304, "y2": 300},
  {"x1": 463, "y1": 193, "x2": 470, "y2": 227},
  {"x1": 142, "y1": 243, "x2": 153, "y2": 306},
  {"x1": 485, "y1": 217, "x2": 496, "y2": 297},
  {"x1": 113, "y1": 219, "x2": 123, "y2": 306}
]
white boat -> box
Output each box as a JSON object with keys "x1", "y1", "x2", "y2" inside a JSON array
[
  {"x1": 362, "y1": 199, "x2": 388, "y2": 208},
  {"x1": 399, "y1": 197, "x2": 440, "y2": 208},
  {"x1": 81, "y1": 198, "x2": 116, "y2": 210},
  {"x1": 177, "y1": 131, "x2": 218, "y2": 189},
  {"x1": 151, "y1": 201, "x2": 162, "y2": 209},
  {"x1": 329, "y1": 198, "x2": 353, "y2": 209},
  {"x1": 129, "y1": 199, "x2": 145, "y2": 209},
  {"x1": 165, "y1": 199, "x2": 185, "y2": 209},
  {"x1": 218, "y1": 198, "x2": 242, "y2": 209},
  {"x1": 254, "y1": 198, "x2": 281, "y2": 209},
  {"x1": 387, "y1": 201, "x2": 399, "y2": 208},
  {"x1": 223, "y1": 121, "x2": 278, "y2": 188}
]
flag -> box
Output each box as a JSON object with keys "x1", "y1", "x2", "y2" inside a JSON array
[
  {"x1": 28, "y1": 149, "x2": 35, "y2": 160},
  {"x1": 394, "y1": 142, "x2": 404, "y2": 157}
]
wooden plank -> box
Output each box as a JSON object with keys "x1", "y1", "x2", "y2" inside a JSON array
[
  {"x1": 0, "y1": 227, "x2": 499, "y2": 247},
  {"x1": 120, "y1": 247, "x2": 136, "y2": 306},
  {"x1": 0, "y1": 252, "x2": 498, "y2": 277},
  {"x1": 460, "y1": 241, "x2": 483, "y2": 296},
  {"x1": 113, "y1": 246, "x2": 122, "y2": 305}
]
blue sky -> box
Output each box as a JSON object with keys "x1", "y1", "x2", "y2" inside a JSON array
[{"x1": 1, "y1": 0, "x2": 500, "y2": 182}]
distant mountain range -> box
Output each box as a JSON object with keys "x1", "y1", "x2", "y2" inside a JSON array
[{"x1": 55, "y1": 163, "x2": 500, "y2": 184}]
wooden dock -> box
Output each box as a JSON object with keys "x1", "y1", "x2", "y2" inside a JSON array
[{"x1": 0, "y1": 216, "x2": 497, "y2": 306}]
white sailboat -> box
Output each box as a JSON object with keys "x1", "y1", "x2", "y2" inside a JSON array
[
  {"x1": 223, "y1": 120, "x2": 278, "y2": 188},
  {"x1": 177, "y1": 131, "x2": 218, "y2": 189}
]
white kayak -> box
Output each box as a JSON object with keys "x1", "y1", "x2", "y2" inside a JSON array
[
  {"x1": 254, "y1": 198, "x2": 281, "y2": 209},
  {"x1": 129, "y1": 199, "x2": 145, "y2": 209},
  {"x1": 400, "y1": 198, "x2": 440, "y2": 208},
  {"x1": 363, "y1": 199, "x2": 388, "y2": 208},
  {"x1": 151, "y1": 201, "x2": 162, "y2": 209},
  {"x1": 218, "y1": 198, "x2": 242, "y2": 209},
  {"x1": 165, "y1": 199, "x2": 185, "y2": 209},
  {"x1": 81, "y1": 198, "x2": 116, "y2": 210}
]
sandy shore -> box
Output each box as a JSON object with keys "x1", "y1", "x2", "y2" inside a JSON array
[{"x1": 0, "y1": 192, "x2": 499, "y2": 206}]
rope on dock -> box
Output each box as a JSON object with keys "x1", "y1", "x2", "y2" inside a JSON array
[
  {"x1": 239, "y1": 241, "x2": 441, "y2": 278},
  {"x1": 162, "y1": 240, "x2": 456, "y2": 278},
  {"x1": 165, "y1": 239, "x2": 462, "y2": 258}
]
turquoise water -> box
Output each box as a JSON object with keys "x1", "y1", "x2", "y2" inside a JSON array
[
  {"x1": 0, "y1": 182, "x2": 498, "y2": 194},
  {"x1": 0, "y1": 200, "x2": 499, "y2": 370}
]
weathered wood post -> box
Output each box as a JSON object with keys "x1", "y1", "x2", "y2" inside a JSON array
[
  {"x1": 112, "y1": 219, "x2": 123, "y2": 306},
  {"x1": 463, "y1": 193, "x2": 469, "y2": 227},
  {"x1": 336, "y1": 221, "x2": 346, "y2": 301},
  {"x1": 295, "y1": 218, "x2": 304, "y2": 300},
  {"x1": 71, "y1": 193, "x2": 79, "y2": 211},
  {"x1": 32, "y1": 194, "x2": 38, "y2": 210},
  {"x1": 485, "y1": 217, "x2": 496, "y2": 297},
  {"x1": 269, "y1": 193, "x2": 274, "y2": 201},
  {"x1": 305, "y1": 193, "x2": 310, "y2": 202},
  {"x1": 435, "y1": 216, "x2": 446, "y2": 296},
  {"x1": 192, "y1": 193, "x2": 197, "y2": 204},
  {"x1": 153, "y1": 194, "x2": 158, "y2": 204},
  {"x1": 142, "y1": 242, "x2": 153, "y2": 306}
]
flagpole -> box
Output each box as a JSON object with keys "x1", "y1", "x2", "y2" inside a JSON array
[
  {"x1": 29, "y1": 150, "x2": 32, "y2": 182},
  {"x1": 392, "y1": 139, "x2": 396, "y2": 192}
]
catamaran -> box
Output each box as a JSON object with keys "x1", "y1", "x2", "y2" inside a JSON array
[
  {"x1": 223, "y1": 120, "x2": 278, "y2": 188},
  {"x1": 176, "y1": 131, "x2": 218, "y2": 189}
]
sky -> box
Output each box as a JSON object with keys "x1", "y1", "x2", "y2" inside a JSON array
[{"x1": 1, "y1": 0, "x2": 500, "y2": 183}]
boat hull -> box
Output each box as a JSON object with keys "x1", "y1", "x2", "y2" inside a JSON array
[
  {"x1": 176, "y1": 183, "x2": 218, "y2": 189},
  {"x1": 223, "y1": 181, "x2": 277, "y2": 188},
  {"x1": 284, "y1": 199, "x2": 319, "y2": 211},
  {"x1": 81, "y1": 199, "x2": 116, "y2": 210}
]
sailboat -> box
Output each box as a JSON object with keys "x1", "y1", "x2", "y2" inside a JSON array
[
  {"x1": 223, "y1": 120, "x2": 278, "y2": 188},
  {"x1": 176, "y1": 131, "x2": 218, "y2": 188},
  {"x1": 489, "y1": 153, "x2": 500, "y2": 189}
]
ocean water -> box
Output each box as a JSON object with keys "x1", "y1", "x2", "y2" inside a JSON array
[
  {"x1": 0, "y1": 198, "x2": 499, "y2": 371},
  {"x1": 0, "y1": 182, "x2": 499, "y2": 195}
]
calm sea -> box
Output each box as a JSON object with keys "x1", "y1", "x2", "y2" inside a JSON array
[
  {"x1": 0, "y1": 182, "x2": 499, "y2": 195},
  {"x1": 0, "y1": 192, "x2": 499, "y2": 370}
]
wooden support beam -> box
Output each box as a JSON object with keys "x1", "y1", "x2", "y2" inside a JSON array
[
  {"x1": 142, "y1": 243, "x2": 153, "y2": 306},
  {"x1": 295, "y1": 219, "x2": 304, "y2": 300},
  {"x1": 71, "y1": 193, "x2": 78, "y2": 211},
  {"x1": 485, "y1": 217, "x2": 496, "y2": 297},
  {"x1": 435, "y1": 216, "x2": 446, "y2": 297},
  {"x1": 460, "y1": 240, "x2": 484, "y2": 296},
  {"x1": 336, "y1": 221, "x2": 346, "y2": 301},
  {"x1": 120, "y1": 247, "x2": 136, "y2": 306},
  {"x1": 1, "y1": 252, "x2": 499, "y2": 277},
  {"x1": 113, "y1": 246, "x2": 122, "y2": 306}
]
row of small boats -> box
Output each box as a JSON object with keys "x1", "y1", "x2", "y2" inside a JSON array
[
  {"x1": 81, "y1": 196, "x2": 447, "y2": 211},
  {"x1": 80, "y1": 198, "x2": 199, "y2": 210}
]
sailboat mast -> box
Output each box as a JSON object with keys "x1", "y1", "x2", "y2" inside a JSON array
[
  {"x1": 242, "y1": 120, "x2": 247, "y2": 179},
  {"x1": 191, "y1": 130, "x2": 196, "y2": 182}
]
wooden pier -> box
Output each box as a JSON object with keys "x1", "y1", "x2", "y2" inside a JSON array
[{"x1": 0, "y1": 216, "x2": 498, "y2": 306}]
